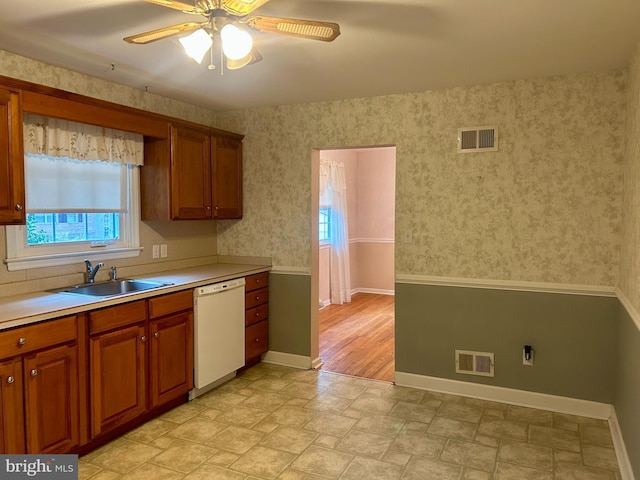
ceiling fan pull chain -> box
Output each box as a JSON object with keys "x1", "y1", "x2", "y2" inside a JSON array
[{"x1": 220, "y1": 40, "x2": 225, "y2": 76}]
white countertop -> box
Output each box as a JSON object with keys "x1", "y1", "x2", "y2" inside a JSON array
[{"x1": 0, "y1": 263, "x2": 270, "y2": 331}]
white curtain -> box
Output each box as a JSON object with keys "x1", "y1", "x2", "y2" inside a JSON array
[
  {"x1": 319, "y1": 159, "x2": 351, "y2": 305},
  {"x1": 23, "y1": 113, "x2": 144, "y2": 165}
]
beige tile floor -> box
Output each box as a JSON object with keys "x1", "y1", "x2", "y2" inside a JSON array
[{"x1": 79, "y1": 363, "x2": 622, "y2": 480}]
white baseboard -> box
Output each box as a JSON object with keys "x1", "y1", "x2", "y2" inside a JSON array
[
  {"x1": 311, "y1": 356, "x2": 323, "y2": 370},
  {"x1": 609, "y1": 407, "x2": 636, "y2": 480},
  {"x1": 262, "y1": 350, "x2": 311, "y2": 369},
  {"x1": 394, "y1": 371, "x2": 612, "y2": 420},
  {"x1": 351, "y1": 288, "x2": 395, "y2": 296}
]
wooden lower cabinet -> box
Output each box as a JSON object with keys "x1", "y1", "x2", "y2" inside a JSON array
[
  {"x1": 90, "y1": 324, "x2": 147, "y2": 437},
  {"x1": 24, "y1": 344, "x2": 80, "y2": 453},
  {"x1": 149, "y1": 311, "x2": 193, "y2": 407},
  {"x1": 0, "y1": 315, "x2": 80, "y2": 454},
  {"x1": 0, "y1": 289, "x2": 194, "y2": 453},
  {"x1": 0, "y1": 359, "x2": 25, "y2": 453},
  {"x1": 244, "y1": 273, "x2": 269, "y2": 366}
]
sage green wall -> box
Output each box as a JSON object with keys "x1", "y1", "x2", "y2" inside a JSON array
[
  {"x1": 617, "y1": 40, "x2": 640, "y2": 477},
  {"x1": 268, "y1": 273, "x2": 311, "y2": 356},
  {"x1": 395, "y1": 283, "x2": 618, "y2": 403},
  {"x1": 614, "y1": 306, "x2": 640, "y2": 476}
]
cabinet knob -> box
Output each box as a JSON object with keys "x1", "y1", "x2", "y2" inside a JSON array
[
  {"x1": 154, "y1": 331, "x2": 160, "y2": 339},
  {"x1": 206, "y1": 206, "x2": 211, "y2": 210},
  {"x1": 15, "y1": 204, "x2": 23, "y2": 211},
  {"x1": 17, "y1": 337, "x2": 26, "y2": 346},
  {"x1": 255, "y1": 312, "x2": 260, "y2": 317},
  {"x1": 6, "y1": 376, "x2": 15, "y2": 384},
  {"x1": 255, "y1": 338, "x2": 260, "y2": 342},
  {"x1": 141, "y1": 336, "x2": 147, "y2": 342},
  {"x1": 30, "y1": 369, "x2": 37, "y2": 377}
]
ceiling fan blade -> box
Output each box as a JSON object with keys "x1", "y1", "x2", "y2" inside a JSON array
[
  {"x1": 245, "y1": 16, "x2": 340, "y2": 42},
  {"x1": 144, "y1": 0, "x2": 199, "y2": 13},
  {"x1": 226, "y1": 47, "x2": 263, "y2": 70},
  {"x1": 222, "y1": 0, "x2": 271, "y2": 16},
  {"x1": 124, "y1": 22, "x2": 207, "y2": 44}
]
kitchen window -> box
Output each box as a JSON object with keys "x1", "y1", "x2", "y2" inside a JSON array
[{"x1": 4, "y1": 114, "x2": 143, "y2": 271}]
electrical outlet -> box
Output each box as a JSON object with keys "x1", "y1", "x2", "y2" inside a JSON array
[
  {"x1": 523, "y1": 346, "x2": 534, "y2": 366},
  {"x1": 160, "y1": 244, "x2": 168, "y2": 258},
  {"x1": 403, "y1": 230, "x2": 413, "y2": 244},
  {"x1": 152, "y1": 245, "x2": 159, "y2": 259}
]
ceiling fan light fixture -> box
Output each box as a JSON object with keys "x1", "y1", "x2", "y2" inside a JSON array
[
  {"x1": 179, "y1": 28, "x2": 213, "y2": 64},
  {"x1": 220, "y1": 24, "x2": 254, "y2": 60}
]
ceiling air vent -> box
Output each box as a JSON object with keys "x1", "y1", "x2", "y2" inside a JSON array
[
  {"x1": 455, "y1": 349, "x2": 495, "y2": 377},
  {"x1": 458, "y1": 126, "x2": 498, "y2": 153}
]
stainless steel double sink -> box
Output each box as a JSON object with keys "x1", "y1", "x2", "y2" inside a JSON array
[{"x1": 52, "y1": 279, "x2": 173, "y2": 298}]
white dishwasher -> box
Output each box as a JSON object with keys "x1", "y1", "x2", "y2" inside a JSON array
[{"x1": 192, "y1": 277, "x2": 245, "y2": 398}]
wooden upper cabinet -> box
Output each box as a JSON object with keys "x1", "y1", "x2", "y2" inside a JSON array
[
  {"x1": 141, "y1": 123, "x2": 243, "y2": 221},
  {"x1": 171, "y1": 125, "x2": 212, "y2": 220},
  {"x1": 212, "y1": 135, "x2": 243, "y2": 219},
  {"x1": 0, "y1": 87, "x2": 25, "y2": 225}
]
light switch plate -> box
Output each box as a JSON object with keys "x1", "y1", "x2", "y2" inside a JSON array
[
  {"x1": 152, "y1": 245, "x2": 159, "y2": 259},
  {"x1": 160, "y1": 244, "x2": 167, "y2": 258}
]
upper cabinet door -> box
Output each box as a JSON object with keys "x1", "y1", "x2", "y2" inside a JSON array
[
  {"x1": 0, "y1": 88, "x2": 25, "y2": 225},
  {"x1": 212, "y1": 136, "x2": 243, "y2": 219},
  {"x1": 170, "y1": 126, "x2": 212, "y2": 220}
]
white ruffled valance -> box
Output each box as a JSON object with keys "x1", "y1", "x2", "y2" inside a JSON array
[{"x1": 23, "y1": 113, "x2": 144, "y2": 166}]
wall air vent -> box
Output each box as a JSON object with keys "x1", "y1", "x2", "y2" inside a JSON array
[
  {"x1": 458, "y1": 126, "x2": 498, "y2": 153},
  {"x1": 455, "y1": 349, "x2": 495, "y2": 377}
]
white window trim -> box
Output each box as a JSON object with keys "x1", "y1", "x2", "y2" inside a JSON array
[{"x1": 4, "y1": 168, "x2": 142, "y2": 271}]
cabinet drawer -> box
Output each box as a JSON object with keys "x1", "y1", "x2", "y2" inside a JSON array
[
  {"x1": 245, "y1": 287, "x2": 268, "y2": 310},
  {"x1": 149, "y1": 290, "x2": 192, "y2": 319},
  {"x1": 0, "y1": 315, "x2": 77, "y2": 360},
  {"x1": 245, "y1": 272, "x2": 268, "y2": 292},
  {"x1": 245, "y1": 303, "x2": 268, "y2": 327},
  {"x1": 89, "y1": 300, "x2": 147, "y2": 335},
  {"x1": 245, "y1": 320, "x2": 268, "y2": 361}
]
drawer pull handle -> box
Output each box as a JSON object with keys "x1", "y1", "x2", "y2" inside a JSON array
[
  {"x1": 17, "y1": 337, "x2": 26, "y2": 346},
  {"x1": 255, "y1": 312, "x2": 260, "y2": 317},
  {"x1": 30, "y1": 369, "x2": 37, "y2": 377},
  {"x1": 255, "y1": 296, "x2": 260, "y2": 301},
  {"x1": 7, "y1": 376, "x2": 15, "y2": 384},
  {"x1": 141, "y1": 336, "x2": 147, "y2": 342},
  {"x1": 154, "y1": 331, "x2": 160, "y2": 339}
]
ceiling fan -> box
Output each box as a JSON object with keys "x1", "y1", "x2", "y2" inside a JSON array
[{"x1": 124, "y1": 0, "x2": 341, "y2": 70}]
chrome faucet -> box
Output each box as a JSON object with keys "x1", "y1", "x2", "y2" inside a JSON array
[{"x1": 84, "y1": 259, "x2": 104, "y2": 284}]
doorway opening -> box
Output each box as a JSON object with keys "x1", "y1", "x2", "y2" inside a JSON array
[{"x1": 311, "y1": 146, "x2": 396, "y2": 383}]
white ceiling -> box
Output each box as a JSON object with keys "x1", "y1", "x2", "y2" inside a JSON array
[{"x1": 0, "y1": 0, "x2": 639, "y2": 111}]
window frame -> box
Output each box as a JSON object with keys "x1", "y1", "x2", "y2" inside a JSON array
[
  {"x1": 4, "y1": 166, "x2": 142, "y2": 271},
  {"x1": 319, "y1": 205, "x2": 331, "y2": 246}
]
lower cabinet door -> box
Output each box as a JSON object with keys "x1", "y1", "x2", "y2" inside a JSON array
[
  {"x1": 23, "y1": 344, "x2": 79, "y2": 453},
  {"x1": 0, "y1": 359, "x2": 25, "y2": 454},
  {"x1": 245, "y1": 320, "x2": 268, "y2": 362},
  {"x1": 149, "y1": 312, "x2": 193, "y2": 407},
  {"x1": 90, "y1": 325, "x2": 147, "y2": 437}
]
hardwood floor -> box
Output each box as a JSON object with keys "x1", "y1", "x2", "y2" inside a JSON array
[{"x1": 319, "y1": 293, "x2": 394, "y2": 383}]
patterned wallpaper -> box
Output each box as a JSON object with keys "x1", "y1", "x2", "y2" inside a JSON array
[
  {"x1": 620, "y1": 42, "x2": 640, "y2": 308},
  {"x1": 0, "y1": 50, "x2": 216, "y2": 126},
  {"x1": 0, "y1": 49, "x2": 628, "y2": 286},
  {"x1": 217, "y1": 71, "x2": 626, "y2": 285}
]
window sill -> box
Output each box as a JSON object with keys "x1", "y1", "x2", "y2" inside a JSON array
[{"x1": 4, "y1": 247, "x2": 143, "y2": 272}]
